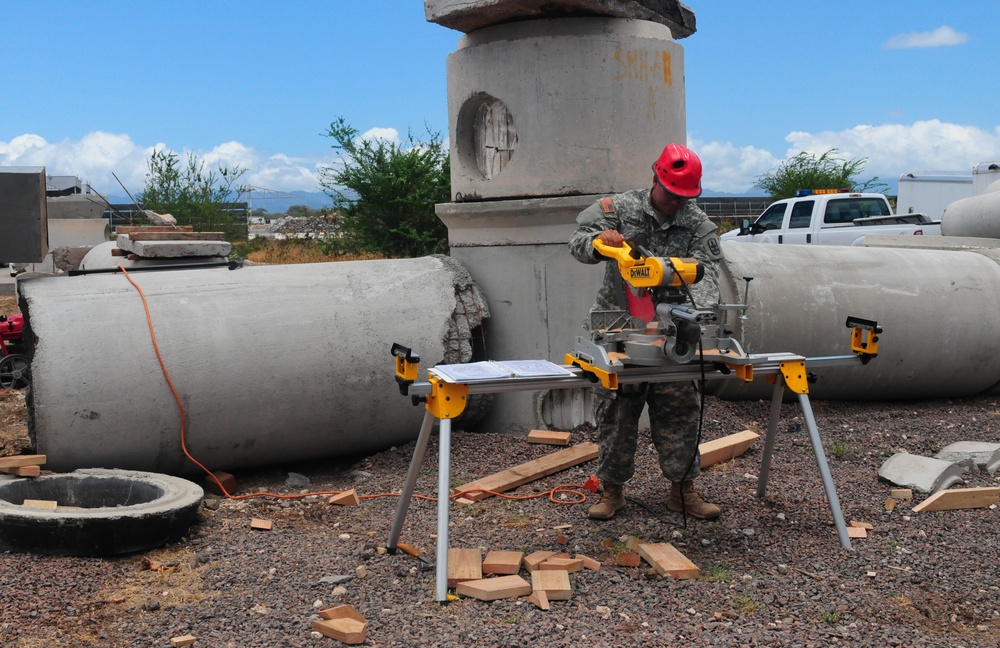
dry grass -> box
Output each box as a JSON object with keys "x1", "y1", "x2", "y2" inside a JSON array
[{"x1": 240, "y1": 240, "x2": 385, "y2": 265}]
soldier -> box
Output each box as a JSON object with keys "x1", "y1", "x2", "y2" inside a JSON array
[{"x1": 568, "y1": 143, "x2": 724, "y2": 520}]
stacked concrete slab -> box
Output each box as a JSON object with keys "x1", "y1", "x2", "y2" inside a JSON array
[{"x1": 427, "y1": 0, "x2": 695, "y2": 431}]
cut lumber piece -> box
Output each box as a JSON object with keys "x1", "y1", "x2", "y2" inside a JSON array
[
  {"x1": 699, "y1": 431, "x2": 760, "y2": 468},
  {"x1": 885, "y1": 498, "x2": 897, "y2": 511},
  {"x1": 911, "y1": 487, "x2": 1000, "y2": 512},
  {"x1": 539, "y1": 557, "x2": 583, "y2": 573},
  {"x1": 453, "y1": 442, "x2": 598, "y2": 502},
  {"x1": 318, "y1": 603, "x2": 367, "y2": 622},
  {"x1": 447, "y1": 548, "x2": 483, "y2": 587},
  {"x1": 531, "y1": 569, "x2": 572, "y2": 601},
  {"x1": 637, "y1": 543, "x2": 701, "y2": 579},
  {"x1": 312, "y1": 618, "x2": 366, "y2": 644},
  {"x1": 205, "y1": 471, "x2": 235, "y2": 496},
  {"x1": 457, "y1": 575, "x2": 531, "y2": 601},
  {"x1": 850, "y1": 520, "x2": 873, "y2": 530},
  {"x1": 522, "y1": 550, "x2": 559, "y2": 572},
  {"x1": 170, "y1": 635, "x2": 197, "y2": 647},
  {"x1": 0, "y1": 454, "x2": 46, "y2": 469},
  {"x1": 527, "y1": 589, "x2": 550, "y2": 610},
  {"x1": 576, "y1": 554, "x2": 602, "y2": 571},
  {"x1": 249, "y1": 518, "x2": 273, "y2": 531},
  {"x1": 2, "y1": 465, "x2": 40, "y2": 477},
  {"x1": 482, "y1": 550, "x2": 523, "y2": 575},
  {"x1": 116, "y1": 225, "x2": 194, "y2": 234},
  {"x1": 527, "y1": 430, "x2": 571, "y2": 446},
  {"x1": 22, "y1": 499, "x2": 57, "y2": 509},
  {"x1": 328, "y1": 489, "x2": 360, "y2": 506},
  {"x1": 891, "y1": 488, "x2": 913, "y2": 501},
  {"x1": 846, "y1": 526, "x2": 867, "y2": 539},
  {"x1": 614, "y1": 552, "x2": 641, "y2": 567},
  {"x1": 624, "y1": 535, "x2": 641, "y2": 550}
]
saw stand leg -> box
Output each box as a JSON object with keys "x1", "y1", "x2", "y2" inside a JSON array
[
  {"x1": 386, "y1": 411, "x2": 453, "y2": 602},
  {"x1": 755, "y1": 375, "x2": 852, "y2": 549}
]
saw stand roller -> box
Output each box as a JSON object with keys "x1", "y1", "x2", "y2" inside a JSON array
[{"x1": 386, "y1": 317, "x2": 882, "y2": 603}]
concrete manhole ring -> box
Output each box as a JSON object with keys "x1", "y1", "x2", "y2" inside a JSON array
[{"x1": 0, "y1": 468, "x2": 204, "y2": 556}]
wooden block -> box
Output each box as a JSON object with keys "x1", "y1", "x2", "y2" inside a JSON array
[
  {"x1": 699, "y1": 431, "x2": 760, "y2": 468},
  {"x1": 22, "y1": 499, "x2": 57, "y2": 509},
  {"x1": 885, "y1": 498, "x2": 897, "y2": 511},
  {"x1": 539, "y1": 557, "x2": 584, "y2": 573},
  {"x1": 128, "y1": 231, "x2": 226, "y2": 241},
  {"x1": 453, "y1": 442, "x2": 598, "y2": 501},
  {"x1": 0, "y1": 454, "x2": 46, "y2": 469},
  {"x1": 116, "y1": 225, "x2": 194, "y2": 234},
  {"x1": 328, "y1": 489, "x2": 360, "y2": 506},
  {"x1": 447, "y1": 548, "x2": 483, "y2": 587},
  {"x1": 637, "y1": 543, "x2": 701, "y2": 579},
  {"x1": 846, "y1": 526, "x2": 868, "y2": 539},
  {"x1": 312, "y1": 618, "x2": 367, "y2": 645},
  {"x1": 250, "y1": 518, "x2": 273, "y2": 531},
  {"x1": 615, "y1": 552, "x2": 641, "y2": 567},
  {"x1": 2, "y1": 465, "x2": 40, "y2": 477},
  {"x1": 576, "y1": 554, "x2": 602, "y2": 571},
  {"x1": 482, "y1": 550, "x2": 523, "y2": 575},
  {"x1": 850, "y1": 520, "x2": 873, "y2": 530},
  {"x1": 170, "y1": 635, "x2": 197, "y2": 647},
  {"x1": 624, "y1": 535, "x2": 641, "y2": 550},
  {"x1": 456, "y1": 575, "x2": 531, "y2": 601},
  {"x1": 527, "y1": 430, "x2": 571, "y2": 446},
  {"x1": 527, "y1": 589, "x2": 550, "y2": 610},
  {"x1": 522, "y1": 550, "x2": 558, "y2": 572},
  {"x1": 555, "y1": 534, "x2": 569, "y2": 545},
  {"x1": 891, "y1": 488, "x2": 913, "y2": 501},
  {"x1": 911, "y1": 487, "x2": 1000, "y2": 512},
  {"x1": 205, "y1": 471, "x2": 235, "y2": 496},
  {"x1": 531, "y1": 569, "x2": 572, "y2": 601},
  {"x1": 318, "y1": 603, "x2": 367, "y2": 624}
]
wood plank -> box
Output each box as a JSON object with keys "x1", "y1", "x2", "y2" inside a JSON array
[
  {"x1": 637, "y1": 543, "x2": 701, "y2": 579},
  {"x1": 527, "y1": 430, "x2": 571, "y2": 446},
  {"x1": 912, "y1": 487, "x2": 1000, "y2": 512},
  {"x1": 531, "y1": 569, "x2": 572, "y2": 601},
  {"x1": 615, "y1": 552, "x2": 641, "y2": 567},
  {"x1": 453, "y1": 442, "x2": 598, "y2": 502},
  {"x1": 127, "y1": 231, "x2": 226, "y2": 241},
  {"x1": 699, "y1": 431, "x2": 760, "y2": 468},
  {"x1": 527, "y1": 589, "x2": 550, "y2": 610},
  {"x1": 456, "y1": 575, "x2": 531, "y2": 601},
  {"x1": 170, "y1": 635, "x2": 197, "y2": 647},
  {"x1": 0, "y1": 454, "x2": 46, "y2": 469},
  {"x1": 539, "y1": 557, "x2": 583, "y2": 573},
  {"x1": 2, "y1": 465, "x2": 40, "y2": 477},
  {"x1": 447, "y1": 548, "x2": 482, "y2": 587},
  {"x1": 328, "y1": 489, "x2": 360, "y2": 506},
  {"x1": 22, "y1": 499, "x2": 58, "y2": 509},
  {"x1": 482, "y1": 550, "x2": 523, "y2": 575},
  {"x1": 522, "y1": 550, "x2": 558, "y2": 572},
  {"x1": 846, "y1": 526, "x2": 868, "y2": 539},
  {"x1": 890, "y1": 488, "x2": 913, "y2": 501},
  {"x1": 576, "y1": 554, "x2": 602, "y2": 571},
  {"x1": 116, "y1": 226, "x2": 193, "y2": 234},
  {"x1": 250, "y1": 518, "x2": 273, "y2": 530},
  {"x1": 312, "y1": 618, "x2": 366, "y2": 645}
]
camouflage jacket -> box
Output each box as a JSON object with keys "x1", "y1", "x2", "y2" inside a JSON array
[{"x1": 568, "y1": 188, "x2": 724, "y2": 320}]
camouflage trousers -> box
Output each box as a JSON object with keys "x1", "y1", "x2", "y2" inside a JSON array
[{"x1": 593, "y1": 381, "x2": 702, "y2": 485}]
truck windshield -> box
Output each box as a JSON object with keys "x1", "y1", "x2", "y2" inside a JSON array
[
  {"x1": 823, "y1": 198, "x2": 891, "y2": 224},
  {"x1": 755, "y1": 203, "x2": 786, "y2": 230}
]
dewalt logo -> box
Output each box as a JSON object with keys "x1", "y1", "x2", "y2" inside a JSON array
[{"x1": 629, "y1": 266, "x2": 651, "y2": 280}]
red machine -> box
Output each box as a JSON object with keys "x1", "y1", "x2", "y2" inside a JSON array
[{"x1": 0, "y1": 312, "x2": 29, "y2": 389}]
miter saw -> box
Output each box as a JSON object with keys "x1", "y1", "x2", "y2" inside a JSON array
[{"x1": 566, "y1": 238, "x2": 749, "y2": 381}]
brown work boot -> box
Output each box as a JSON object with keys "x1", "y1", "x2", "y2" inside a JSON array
[
  {"x1": 588, "y1": 483, "x2": 625, "y2": 520},
  {"x1": 668, "y1": 481, "x2": 721, "y2": 520}
]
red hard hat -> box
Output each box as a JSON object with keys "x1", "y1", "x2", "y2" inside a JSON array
[{"x1": 652, "y1": 143, "x2": 702, "y2": 198}]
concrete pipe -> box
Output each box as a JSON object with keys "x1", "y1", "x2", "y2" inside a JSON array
[
  {"x1": 18, "y1": 256, "x2": 488, "y2": 474},
  {"x1": 711, "y1": 242, "x2": 1000, "y2": 401},
  {"x1": 941, "y1": 183, "x2": 1000, "y2": 239}
]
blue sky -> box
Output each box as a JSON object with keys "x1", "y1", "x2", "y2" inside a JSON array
[{"x1": 2, "y1": 1, "x2": 997, "y2": 199}]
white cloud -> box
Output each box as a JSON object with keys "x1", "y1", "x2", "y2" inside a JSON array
[
  {"x1": 359, "y1": 127, "x2": 400, "y2": 145},
  {"x1": 689, "y1": 138, "x2": 780, "y2": 193},
  {"x1": 883, "y1": 26, "x2": 969, "y2": 50}
]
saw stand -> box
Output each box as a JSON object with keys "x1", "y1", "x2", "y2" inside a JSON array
[{"x1": 386, "y1": 321, "x2": 880, "y2": 602}]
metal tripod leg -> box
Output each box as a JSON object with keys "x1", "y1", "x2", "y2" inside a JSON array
[
  {"x1": 387, "y1": 411, "x2": 435, "y2": 552},
  {"x1": 798, "y1": 392, "x2": 852, "y2": 549},
  {"x1": 756, "y1": 377, "x2": 785, "y2": 498},
  {"x1": 434, "y1": 417, "x2": 452, "y2": 602}
]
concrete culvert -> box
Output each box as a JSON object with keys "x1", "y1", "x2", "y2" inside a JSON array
[{"x1": 0, "y1": 469, "x2": 203, "y2": 556}]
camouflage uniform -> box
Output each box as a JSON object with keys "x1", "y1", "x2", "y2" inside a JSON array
[{"x1": 568, "y1": 188, "x2": 724, "y2": 485}]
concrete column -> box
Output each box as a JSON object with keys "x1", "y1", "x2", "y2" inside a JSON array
[{"x1": 19, "y1": 256, "x2": 488, "y2": 474}]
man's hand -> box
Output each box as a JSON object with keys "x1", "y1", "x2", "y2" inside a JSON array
[{"x1": 596, "y1": 230, "x2": 625, "y2": 247}]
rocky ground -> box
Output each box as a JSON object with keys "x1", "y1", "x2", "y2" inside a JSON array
[{"x1": 2, "y1": 294, "x2": 1000, "y2": 646}]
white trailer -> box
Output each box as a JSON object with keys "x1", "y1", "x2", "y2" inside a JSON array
[
  {"x1": 896, "y1": 171, "x2": 973, "y2": 221},
  {"x1": 973, "y1": 161, "x2": 1000, "y2": 195}
]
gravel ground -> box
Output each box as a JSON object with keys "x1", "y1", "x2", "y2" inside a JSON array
[{"x1": 2, "y1": 384, "x2": 1000, "y2": 647}]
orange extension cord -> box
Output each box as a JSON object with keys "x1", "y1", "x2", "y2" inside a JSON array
[{"x1": 118, "y1": 266, "x2": 595, "y2": 506}]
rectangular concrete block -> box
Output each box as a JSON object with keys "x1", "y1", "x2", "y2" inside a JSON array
[{"x1": 0, "y1": 167, "x2": 48, "y2": 263}]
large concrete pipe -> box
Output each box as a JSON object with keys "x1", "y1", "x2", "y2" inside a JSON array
[
  {"x1": 710, "y1": 242, "x2": 1000, "y2": 401},
  {"x1": 941, "y1": 181, "x2": 1000, "y2": 239},
  {"x1": 18, "y1": 256, "x2": 488, "y2": 474}
]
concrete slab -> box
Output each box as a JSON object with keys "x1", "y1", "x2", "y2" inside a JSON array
[
  {"x1": 117, "y1": 237, "x2": 232, "y2": 258},
  {"x1": 425, "y1": 0, "x2": 696, "y2": 38},
  {"x1": 935, "y1": 441, "x2": 1000, "y2": 475},
  {"x1": 878, "y1": 452, "x2": 965, "y2": 494}
]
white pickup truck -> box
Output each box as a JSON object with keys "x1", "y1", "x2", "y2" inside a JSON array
[{"x1": 720, "y1": 190, "x2": 942, "y2": 246}]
